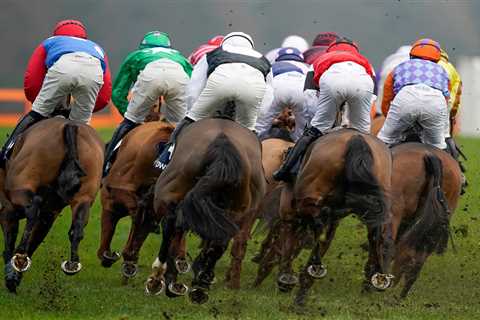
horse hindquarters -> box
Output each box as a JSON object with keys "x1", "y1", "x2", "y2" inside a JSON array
[
  {"x1": 395, "y1": 154, "x2": 451, "y2": 297},
  {"x1": 344, "y1": 135, "x2": 394, "y2": 289},
  {"x1": 60, "y1": 124, "x2": 97, "y2": 275},
  {"x1": 179, "y1": 133, "x2": 245, "y2": 303},
  {"x1": 179, "y1": 133, "x2": 243, "y2": 242}
]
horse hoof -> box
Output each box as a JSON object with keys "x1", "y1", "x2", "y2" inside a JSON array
[
  {"x1": 145, "y1": 277, "x2": 165, "y2": 296},
  {"x1": 277, "y1": 273, "x2": 298, "y2": 293},
  {"x1": 175, "y1": 257, "x2": 191, "y2": 274},
  {"x1": 121, "y1": 262, "x2": 138, "y2": 278},
  {"x1": 101, "y1": 251, "x2": 121, "y2": 268},
  {"x1": 307, "y1": 264, "x2": 328, "y2": 279},
  {"x1": 371, "y1": 273, "x2": 394, "y2": 290},
  {"x1": 61, "y1": 261, "x2": 82, "y2": 275},
  {"x1": 189, "y1": 288, "x2": 209, "y2": 304},
  {"x1": 166, "y1": 282, "x2": 189, "y2": 298},
  {"x1": 10, "y1": 254, "x2": 32, "y2": 273},
  {"x1": 4, "y1": 264, "x2": 22, "y2": 293}
]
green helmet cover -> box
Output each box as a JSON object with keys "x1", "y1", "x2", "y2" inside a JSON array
[{"x1": 139, "y1": 31, "x2": 171, "y2": 49}]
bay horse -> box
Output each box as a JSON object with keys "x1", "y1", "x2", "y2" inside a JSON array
[
  {"x1": 255, "y1": 129, "x2": 395, "y2": 306},
  {"x1": 144, "y1": 116, "x2": 266, "y2": 303},
  {"x1": 0, "y1": 117, "x2": 103, "y2": 292},
  {"x1": 389, "y1": 143, "x2": 462, "y2": 297},
  {"x1": 97, "y1": 120, "x2": 186, "y2": 279}
]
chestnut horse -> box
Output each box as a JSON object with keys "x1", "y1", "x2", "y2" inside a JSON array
[
  {"x1": 0, "y1": 118, "x2": 103, "y2": 292},
  {"x1": 389, "y1": 143, "x2": 462, "y2": 297},
  {"x1": 144, "y1": 117, "x2": 266, "y2": 303},
  {"x1": 255, "y1": 129, "x2": 395, "y2": 306},
  {"x1": 97, "y1": 121, "x2": 183, "y2": 279}
]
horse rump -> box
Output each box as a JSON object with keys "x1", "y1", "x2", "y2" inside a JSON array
[
  {"x1": 344, "y1": 134, "x2": 384, "y2": 225},
  {"x1": 401, "y1": 153, "x2": 450, "y2": 255},
  {"x1": 57, "y1": 123, "x2": 86, "y2": 202},
  {"x1": 178, "y1": 133, "x2": 242, "y2": 242}
]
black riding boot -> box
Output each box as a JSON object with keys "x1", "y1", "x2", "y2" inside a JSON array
[
  {"x1": 153, "y1": 117, "x2": 194, "y2": 170},
  {"x1": 273, "y1": 126, "x2": 322, "y2": 182},
  {"x1": 445, "y1": 137, "x2": 468, "y2": 194},
  {"x1": 0, "y1": 111, "x2": 46, "y2": 168},
  {"x1": 102, "y1": 118, "x2": 138, "y2": 177}
]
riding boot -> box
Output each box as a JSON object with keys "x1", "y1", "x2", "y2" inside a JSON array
[
  {"x1": 102, "y1": 118, "x2": 138, "y2": 177},
  {"x1": 444, "y1": 137, "x2": 468, "y2": 194},
  {"x1": 273, "y1": 126, "x2": 322, "y2": 182},
  {"x1": 0, "y1": 111, "x2": 46, "y2": 168},
  {"x1": 153, "y1": 117, "x2": 194, "y2": 170}
]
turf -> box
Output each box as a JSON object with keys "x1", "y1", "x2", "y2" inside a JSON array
[{"x1": 0, "y1": 127, "x2": 478, "y2": 320}]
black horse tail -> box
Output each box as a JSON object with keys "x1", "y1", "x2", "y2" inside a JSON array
[
  {"x1": 344, "y1": 135, "x2": 384, "y2": 226},
  {"x1": 402, "y1": 154, "x2": 450, "y2": 255},
  {"x1": 57, "y1": 123, "x2": 87, "y2": 202},
  {"x1": 179, "y1": 133, "x2": 242, "y2": 242}
]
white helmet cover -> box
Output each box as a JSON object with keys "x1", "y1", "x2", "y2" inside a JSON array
[{"x1": 222, "y1": 31, "x2": 255, "y2": 49}]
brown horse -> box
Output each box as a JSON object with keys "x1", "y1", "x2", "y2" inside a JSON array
[
  {"x1": 389, "y1": 143, "x2": 462, "y2": 298},
  {"x1": 0, "y1": 118, "x2": 103, "y2": 292},
  {"x1": 144, "y1": 117, "x2": 266, "y2": 303},
  {"x1": 97, "y1": 121, "x2": 181, "y2": 278},
  {"x1": 255, "y1": 129, "x2": 395, "y2": 306}
]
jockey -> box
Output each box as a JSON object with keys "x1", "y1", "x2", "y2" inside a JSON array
[
  {"x1": 438, "y1": 49, "x2": 462, "y2": 139},
  {"x1": 375, "y1": 45, "x2": 412, "y2": 116},
  {"x1": 273, "y1": 37, "x2": 375, "y2": 182},
  {"x1": 154, "y1": 31, "x2": 272, "y2": 170},
  {"x1": 255, "y1": 47, "x2": 311, "y2": 141},
  {"x1": 438, "y1": 49, "x2": 466, "y2": 189},
  {"x1": 0, "y1": 19, "x2": 111, "y2": 168},
  {"x1": 188, "y1": 35, "x2": 224, "y2": 65},
  {"x1": 377, "y1": 38, "x2": 450, "y2": 150},
  {"x1": 265, "y1": 35, "x2": 309, "y2": 63},
  {"x1": 103, "y1": 31, "x2": 192, "y2": 175},
  {"x1": 303, "y1": 32, "x2": 340, "y2": 65}
]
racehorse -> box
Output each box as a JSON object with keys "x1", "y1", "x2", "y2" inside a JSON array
[
  {"x1": 254, "y1": 129, "x2": 395, "y2": 306},
  {"x1": 144, "y1": 115, "x2": 266, "y2": 303},
  {"x1": 0, "y1": 117, "x2": 103, "y2": 292},
  {"x1": 97, "y1": 120, "x2": 189, "y2": 279},
  {"x1": 389, "y1": 143, "x2": 462, "y2": 297}
]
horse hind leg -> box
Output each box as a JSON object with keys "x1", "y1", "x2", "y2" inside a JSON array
[
  {"x1": 97, "y1": 201, "x2": 127, "y2": 268},
  {"x1": 189, "y1": 239, "x2": 229, "y2": 304},
  {"x1": 276, "y1": 220, "x2": 301, "y2": 293},
  {"x1": 62, "y1": 200, "x2": 91, "y2": 275},
  {"x1": 226, "y1": 210, "x2": 256, "y2": 289},
  {"x1": 2, "y1": 208, "x2": 21, "y2": 292},
  {"x1": 164, "y1": 231, "x2": 188, "y2": 298},
  {"x1": 11, "y1": 193, "x2": 42, "y2": 274},
  {"x1": 121, "y1": 206, "x2": 154, "y2": 280},
  {"x1": 400, "y1": 254, "x2": 427, "y2": 299}
]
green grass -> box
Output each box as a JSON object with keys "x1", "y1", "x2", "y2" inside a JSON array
[{"x1": 0, "y1": 127, "x2": 479, "y2": 319}]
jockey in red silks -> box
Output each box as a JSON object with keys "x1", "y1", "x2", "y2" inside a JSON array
[
  {"x1": 274, "y1": 37, "x2": 376, "y2": 182},
  {"x1": 188, "y1": 35, "x2": 224, "y2": 66},
  {"x1": 303, "y1": 32, "x2": 341, "y2": 65},
  {"x1": 0, "y1": 19, "x2": 112, "y2": 168}
]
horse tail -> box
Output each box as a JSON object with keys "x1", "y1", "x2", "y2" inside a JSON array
[
  {"x1": 344, "y1": 134, "x2": 384, "y2": 225},
  {"x1": 179, "y1": 133, "x2": 242, "y2": 242},
  {"x1": 402, "y1": 153, "x2": 450, "y2": 255},
  {"x1": 57, "y1": 123, "x2": 87, "y2": 202}
]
